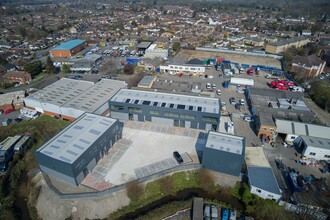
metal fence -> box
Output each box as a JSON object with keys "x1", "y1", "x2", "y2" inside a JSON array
[
  {"x1": 195, "y1": 47, "x2": 283, "y2": 60},
  {"x1": 43, "y1": 163, "x2": 203, "y2": 200}
]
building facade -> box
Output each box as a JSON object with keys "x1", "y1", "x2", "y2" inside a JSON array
[
  {"x1": 265, "y1": 36, "x2": 309, "y2": 54},
  {"x1": 4, "y1": 70, "x2": 31, "y2": 85},
  {"x1": 144, "y1": 44, "x2": 168, "y2": 59},
  {"x1": 109, "y1": 89, "x2": 221, "y2": 131},
  {"x1": 35, "y1": 113, "x2": 123, "y2": 186},
  {"x1": 50, "y1": 39, "x2": 87, "y2": 58},
  {"x1": 291, "y1": 55, "x2": 326, "y2": 78},
  {"x1": 294, "y1": 136, "x2": 330, "y2": 161}
]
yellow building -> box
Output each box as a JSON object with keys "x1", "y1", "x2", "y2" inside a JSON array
[{"x1": 265, "y1": 36, "x2": 309, "y2": 54}]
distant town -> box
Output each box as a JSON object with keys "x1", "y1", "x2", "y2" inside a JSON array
[{"x1": 0, "y1": 0, "x2": 330, "y2": 220}]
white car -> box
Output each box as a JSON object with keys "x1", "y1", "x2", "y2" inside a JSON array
[
  {"x1": 320, "y1": 75, "x2": 325, "y2": 80},
  {"x1": 244, "y1": 116, "x2": 253, "y2": 122},
  {"x1": 216, "y1": 89, "x2": 221, "y2": 95},
  {"x1": 206, "y1": 83, "x2": 211, "y2": 89},
  {"x1": 212, "y1": 83, "x2": 216, "y2": 89},
  {"x1": 240, "y1": 99, "x2": 245, "y2": 105}
]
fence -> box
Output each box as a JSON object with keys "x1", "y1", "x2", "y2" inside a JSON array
[
  {"x1": 195, "y1": 47, "x2": 283, "y2": 60},
  {"x1": 43, "y1": 163, "x2": 203, "y2": 200}
]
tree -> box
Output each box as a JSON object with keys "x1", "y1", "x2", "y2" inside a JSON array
[
  {"x1": 45, "y1": 56, "x2": 56, "y2": 74},
  {"x1": 123, "y1": 64, "x2": 135, "y2": 75},
  {"x1": 24, "y1": 61, "x2": 43, "y2": 77},
  {"x1": 126, "y1": 180, "x2": 144, "y2": 202},
  {"x1": 62, "y1": 64, "x2": 70, "y2": 74},
  {"x1": 0, "y1": 57, "x2": 8, "y2": 65},
  {"x1": 159, "y1": 176, "x2": 174, "y2": 195},
  {"x1": 172, "y1": 42, "x2": 181, "y2": 52},
  {"x1": 131, "y1": 20, "x2": 137, "y2": 27}
]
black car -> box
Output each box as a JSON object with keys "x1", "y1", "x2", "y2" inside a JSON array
[{"x1": 173, "y1": 151, "x2": 183, "y2": 164}]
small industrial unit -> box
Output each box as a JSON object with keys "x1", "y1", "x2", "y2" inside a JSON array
[
  {"x1": 109, "y1": 89, "x2": 221, "y2": 131},
  {"x1": 35, "y1": 113, "x2": 123, "y2": 186}
]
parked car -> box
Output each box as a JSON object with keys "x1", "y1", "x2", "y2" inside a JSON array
[
  {"x1": 73, "y1": 75, "x2": 82, "y2": 80},
  {"x1": 212, "y1": 83, "x2": 216, "y2": 89},
  {"x1": 173, "y1": 151, "x2": 183, "y2": 164},
  {"x1": 319, "y1": 75, "x2": 325, "y2": 80},
  {"x1": 206, "y1": 83, "x2": 211, "y2": 89},
  {"x1": 240, "y1": 99, "x2": 245, "y2": 105},
  {"x1": 243, "y1": 116, "x2": 253, "y2": 122},
  {"x1": 229, "y1": 97, "x2": 236, "y2": 105},
  {"x1": 275, "y1": 159, "x2": 285, "y2": 170},
  {"x1": 216, "y1": 89, "x2": 221, "y2": 95}
]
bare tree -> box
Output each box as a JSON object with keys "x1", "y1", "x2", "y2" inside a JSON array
[{"x1": 126, "y1": 180, "x2": 144, "y2": 202}]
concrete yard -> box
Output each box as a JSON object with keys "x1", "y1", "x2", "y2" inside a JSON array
[{"x1": 81, "y1": 121, "x2": 206, "y2": 190}]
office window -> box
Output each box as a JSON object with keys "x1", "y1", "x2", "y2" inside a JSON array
[
  {"x1": 309, "y1": 152, "x2": 316, "y2": 156},
  {"x1": 161, "y1": 103, "x2": 166, "y2": 107},
  {"x1": 325, "y1": 155, "x2": 330, "y2": 158},
  {"x1": 111, "y1": 105, "x2": 124, "y2": 110},
  {"x1": 164, "y1": 112, "x2": 179, "y2": 118},
  {"x1": 180, "y1": 114, "x2": 195, "y2": 120},
  {"x1": 128, "y1": 107, "x2": 142, "y2": 113},
  {"x1": 202, "y1": 116, "x2": 218, "y2": 123},
  {"x1": 150, "y1": 110, "x2": 160, "y2": 115}
]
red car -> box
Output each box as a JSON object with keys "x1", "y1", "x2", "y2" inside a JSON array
[{"x1": 4, "y1": 109, "x2": 14, "y2": 114}]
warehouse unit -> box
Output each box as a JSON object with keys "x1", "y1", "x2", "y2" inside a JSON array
[
  {"x1": 109, "y1": 89, "x2": 221, "y2": 131},
  {"x1": 24, "y1": 78, "x2": 127, "y2": 120},
  {"x1": 294, "y1": 136, "x2": 330, "y2": 161},
  {"x1": 35, "y1": 113, "x2": 122, "y2": 186},
  {"x1": 50, "y1": 39, "x2": 87, "y2": 58},
  {"x1": 202, "y1": 131, "x2": 245, "y2": 177},
  {"x1": 0, "y1": 90, "x2": 25, "y2": 112}
]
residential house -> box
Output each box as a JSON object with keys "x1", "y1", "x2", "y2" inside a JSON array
[
  {"x1": 265, "y1": 36, "x2": 309, "y2": 54},
  {"x1": 291, "y1": 55, "x2": 326, "y2": 78},
  {"x1": 4, "y1": 70, "x2": 31, "y2": 85}
]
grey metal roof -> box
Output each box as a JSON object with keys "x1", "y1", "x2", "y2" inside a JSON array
[
  {"x1": 247, "y1": 166, "x2": 281, "y2": 195},
  {"x1": 25, "y1": 78, "x2": 94, "y2": 106},
  {"x1": 25, "y1": 78, "x2": 126, "y2": 113},
  {"x1": 137, "y1": 41, "x2": 152, "y2": 49},
  {"x1": 110, "y1": 89, "x2": 220, "y2": 114},
  {"x1": 205, "y1": 131, "x2": 244, "y2": 155},
  {"x1": 62, "y1": 79, "x2": 127, "y2": 112},
  {"x1": 276, "y1": 119, "x2": 330, "y2": 139},
  {"x1": 300, "y1": 135, "x2": 330, "y2": 150},
  {"x1": 137, "y1": 75, "x2": 156, "y2": 87},
  {"x1": 36, "y1": 113, "x2": 117, "y2": 164}
]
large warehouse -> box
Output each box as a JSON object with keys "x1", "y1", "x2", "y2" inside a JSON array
[
  {"x1": 35, "y1": 113, "x2": 122, "y2": 186},
  {"x1": 202, "y1": 131, "x2": 245, "y2": 177},
  {"x1": 109, "y1": 89, "x2": 221, "y2": 131},
  {"x1": 24, "y1": 78, "x2": 127, "y2": 120},
  {"x1": 50, "y1": 39, "x2": 87, "y2": 58}
]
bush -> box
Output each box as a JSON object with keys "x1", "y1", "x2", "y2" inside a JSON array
[
  {"x1": 123, "y1": 64, "x2": 135, "y2": 75},
  {"x1": 126, "y1": 180, "x2": 144, "y2": 202},
  {"x1": 198, "y1": 169, "x2": 215, "y2": 191}
]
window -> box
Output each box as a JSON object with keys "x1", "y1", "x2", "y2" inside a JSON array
[
  {"x1": 180, "y1": 114, "x2": 195, "y2": 120},
  {"x1": 153, "y1": 102, "x2": 158, "y2": 106},
  {"x1": 169, "y1": 103, "x2": 174, "y2": 108},
  {"x1": 164, "y1": 112, "x2": 179, "y2": 118},
  {"x1": 190, "y1": 67, "x2": 196, "y2": 71},
  {"x1": 150, "y1": 110, "x2": 160, "y2": 115},
  {"x1": 142, "y1": 100, "x2": 151, "y2": 105},
  {"x1": 309, "y1": 152, "x2": 316, "y2": 156},
  {"x1": 161, "y1": 103, "x2": 166, "y2": 107},
  {"x1": 202, "y1": 116, "x2": 218, "y2": 123},
  {"x1": 111, "y1": 105, "x2": 124, "y2": 110},
  {"x1": 325, "y1": 155, "x2": 330, "y2": 158},
  {"x1": 128, "y1": 107, "x2": 142, "y2": 113},
  {"x1": 290, "y1": 136, "x2": 296, "y2": 140}
]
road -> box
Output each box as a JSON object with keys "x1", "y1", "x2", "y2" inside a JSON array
[{"x1": 303, "y1": 97, "x2": 330, "y2": 126}]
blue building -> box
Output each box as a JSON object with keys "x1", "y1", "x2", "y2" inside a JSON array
[
  {"x1": 35, "y1": 113, "x2": 122, "y2": 186},
  {"x1": 50, "y1": 39, "x2": 87, "y2": 58},
  {"x1": 202, "y1": 131, "x2": 245, "y2": 177},
  {"x1": 109, "y1": 89, "x2": 221, "y2": 131}
]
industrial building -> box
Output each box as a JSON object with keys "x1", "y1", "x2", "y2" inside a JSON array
[
  {"x1": 294, "y1": 136, "x2": 330, "y2": 161},
  {"x1": 144, "y1": 44, "x2": 168, "y2": 59},
  {"x1": 109, "y1": 89, "x2": 221, "y2": 130},
  {"x1": 0, "y1": 135, "x2": 22, "y2": 172},
  {"x1": 24, "y1": 78, "x2": 127, "y2": 120},
  {"x1": 159, "y1": 56, "x2": 206, "y2": 75},
  {"x1": 202, "y1": 131, "x2": 245, "y2": 177},
  {"x1": 35, "y1": 113, "x2": 123, "y2": 186},
  {"x1": 275, "y1": 119, "x2": 330, "y2": 145},
  {"x1": 50, "y1": 39, "x2": 87, "y2": 58},
  {"x1": 0, "y1": 90, "x2": 25, "y2": 112},
  {"x1": 245, "y1": 147, "x2": 282, "y2": 202},
  {"x1": 247, "y1": 166, "x2": 282, "y2": 201}
]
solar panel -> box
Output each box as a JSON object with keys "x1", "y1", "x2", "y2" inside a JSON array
[
  {"x1": 43, "y1": 151, "x2": 53, "y2": 155},
  {"x1": 73, "y1": 144, "x2": 84, "y2": 150},
  {"x1": 99, "y1": 121, "x2": 110, "y2": 126},
  {"x1": 57, "y1": 140, "x2": 66, "y2": 143},
  {"x1": 63, "y1": 134, "x2": 73, "y2": 138}
]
